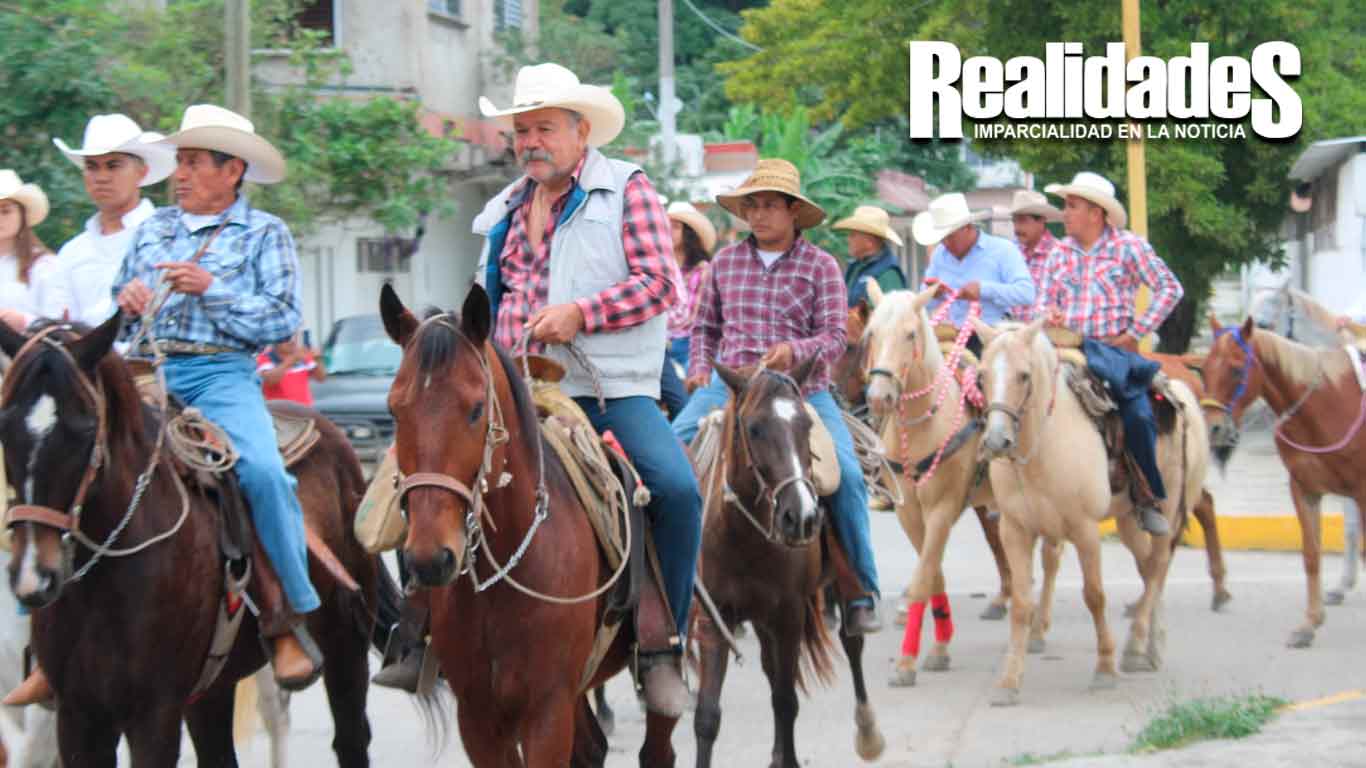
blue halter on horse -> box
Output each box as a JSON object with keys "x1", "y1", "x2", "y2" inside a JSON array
[{"x1": 1203, "y1": 326, "x2": 1255, "y2": 414}]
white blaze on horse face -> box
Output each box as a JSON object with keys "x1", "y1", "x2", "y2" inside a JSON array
[
  {"x1": 772, "y1": 398, "x2": 798, "y2": 423},
  {"x1": 985, "y1": 350, "x2": 1013, "y2": 442},
  {"x1": 15, "y1": 523, "x2": 45, "y2": 598},
  {"x1": 22, "y1": 394, "x2": 57, "y2": 503},
  {"x1": 791, "y1": 448, "x2": 818, "y2": 514}
]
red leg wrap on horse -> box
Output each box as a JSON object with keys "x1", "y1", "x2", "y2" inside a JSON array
[
  {"x1": 900, "y1": 601, "x2": 927, "y2": 657},
  {"x1": 931, "y1": 593, "x2": 954, "y2": 644}
]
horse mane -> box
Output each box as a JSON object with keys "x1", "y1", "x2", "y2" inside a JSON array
[
  {"x1": 491, "y1": 341, "x2": 540, "y2": 457},
  {"x1": 1250, "y1": 327, "x2": 1348, "y2": 390},
  {"x1": 863, "y1": 291, "x2": 941, "y2": 370}
]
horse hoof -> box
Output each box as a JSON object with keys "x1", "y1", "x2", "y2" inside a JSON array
[
  {"x1": 990, "y1": 688, "x2": 1020, "y2": 707},
  {"x1": 1287, "y1": 628, "x2": 1315, "y2": 648},
  {"x1": 854, "y1": 703, "x2": 886, "y2": 761},
  {"x1": 888, "y1": 667, "x2": 917, "y2": 688},
  {"x1": 923, "y1": 653, "x2": 951, "y2": 672},
  {"x1": 1123, "y1": 601, "x2": 1138, "y2": 619},
  {"x1": 1121, "y1": 651, "x2": 1155, "y2": 674},
  {"x1": 1027, "y1": 636, "x2": 1046, "y2": 654},
  {"x1": 1212, "y1": 590, "x2": 1233, "y2": 612},
  {"x1": 1090, "y1": 671, "x2": 1119, "y2": 691},
  {"x1": 980, "y1": 603, "x2": 1008, "y2": 621},
  {"x1": 1325, "y1": 590, "x2": 1346, "y2": 606}
]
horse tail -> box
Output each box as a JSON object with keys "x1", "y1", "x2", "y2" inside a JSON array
[{"x1": 794, "y1": 591, "x2": 837, "y2": 694}]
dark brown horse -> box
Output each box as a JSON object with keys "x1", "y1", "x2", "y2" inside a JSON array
[
  {"x1": 0, "y1": 313, "x2": 390, "y2": 767},
  {"x1": 379, "y1": 284, "x2": 678, "y2": 768},
  {"x1": 692, "y1": 362, "x2": 884, "y2": 768}
]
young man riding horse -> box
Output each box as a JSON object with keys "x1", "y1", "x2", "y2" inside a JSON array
[
  {"x1": 1034, "y1": 171, "x2": 1185, "y2": 536},
  {"x1": 376, "y1": 63, "x2": 701, "y2": 716},
  {"x1": 5, "y1": 104, "x2": 323, "y2": 707},
  {"x1": 671, "y1": 158, "x2": 883, "y2": 634}
]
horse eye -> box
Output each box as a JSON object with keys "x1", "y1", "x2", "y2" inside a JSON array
[
  {"x1": 1018, "y1": 371, "x2": 1031, "y2": 383},
  {"x1": 469, "y1": 401, "x2": 484, "y2": 424},
  {"x1": 747, "y1": 423, "x2": 762, "y2": 439}
]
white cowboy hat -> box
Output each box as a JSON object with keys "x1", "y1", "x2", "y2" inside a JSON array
[
  {"x1": 832, "y1": 204, "x2": 904, "y2": 247},
  {"x1": 1045, "y1": 171, "x2": 1127, "y2": 228},
  {"x1": 478, "y1": 63, "x2": 625, "y2": 148},
  {"x1": 715, "y1": 158, "x2": 826, "y2": 230},
  {"x1": 1008, "y1": 189, "x2": 1061, "y2": 222},
  {"x1": 911, "y1": 192, "x2": 988, "y2": 246},
  {"x1": 156, "y1": 104, "x2": 287, "y2": 184},
  {"x1": 666, "y1": 201, "x2": 717, "y2": 253},
  {"x1": 0, "y1": 170, "x2": 49, "y2": 227},
  {"x1": 52, "y1": 114, "x2": 175, "y2": 186}
]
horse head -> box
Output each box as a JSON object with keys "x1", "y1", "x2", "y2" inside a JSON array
[
  {"x1": 1251, "y1": 280, "x2": 1344, "y2": 348},
  {"x1": 382, "y1": 283, "x2": 503, "y2": 588},
  {"x1": 975, "y1": 317, "x2": 1052, "y2": 460},
  {"x1": 1201, "y1": 315, "x2": 1262, "y2": 468},
  {"x1": 0, "y1": 313, "x2": 123, "y2": 608},
  {"x1": 831, "y1": 300, "x2": 871, "y2": 408},
  {"x1": 862, "y1": 285, "x2": 938, "y2": 417},
  {"x1": 714, "y1": 358, "x2": 822, "y2": 547}
]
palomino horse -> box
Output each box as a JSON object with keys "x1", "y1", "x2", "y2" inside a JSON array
[
  {"x1": 692, "y1": 362, "x2": 884, "y2": 768},
  {"x1": 1201, "y1": 315, "x2": 1366, "y2": 647},
  {"x1": 0, "y1": 314, "x2": 388, "y2": 766},
  {"x1": 974, "y1": 319, "x2": 1209, "y2": 705},
  {"x1": 379, "y1": 284, "x2": 679, "y2": 768},
  {"x1": 861, "y1": 285, "x2": 1029, "y2": 685}
]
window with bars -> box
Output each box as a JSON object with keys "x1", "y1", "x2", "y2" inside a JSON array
[
  {"x1": 356, "y1": 238, "x2": 416, "y2": 274},
  {"x1": 295, "y1": 0, "x2": 337, "y2": 46},
  {"x1": 428, "y1": 0, "x2": 462, "y2": 17},
  {"x1": 494, "y1": 0, "x2": 522, "y2": 31}
]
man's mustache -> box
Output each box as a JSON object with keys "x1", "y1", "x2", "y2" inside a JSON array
[{"x1": 519, "y1": 149, "x2": 553, "y2": 165}]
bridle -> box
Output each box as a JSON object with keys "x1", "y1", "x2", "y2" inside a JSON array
[
  {"x1": 982, "y1": 333, "x2": 1058, "y2": 465},
  {"x1": 1199, "y1": 326, "x2": 1256, "y2": 416},
  {"x1": 722, "y1": 367, "x2": 819, "y2": 546}
]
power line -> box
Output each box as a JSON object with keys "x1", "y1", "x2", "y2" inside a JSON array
[{"x1": 680, "y1": 0, "x2": 762, "y2": 53}]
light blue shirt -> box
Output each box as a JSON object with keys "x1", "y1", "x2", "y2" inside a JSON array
[{"x1": 921, "y1": 230, "x2": 1035, "y2": 326}]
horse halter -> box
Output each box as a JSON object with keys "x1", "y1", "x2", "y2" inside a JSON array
[
  {"x1": 982, "y1": 334, "x2": 1057, "y2": 464},
  {"x1": 1200, "y1": 326, "x2": 1255, "y2": 416},
  {"x1": 723, "y1": 367, "x2": 820, "y2": 546}
]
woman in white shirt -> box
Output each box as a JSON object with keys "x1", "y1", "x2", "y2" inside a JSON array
[{"x1": 0, "y1": 170, "x2": 60, "y2": 332}]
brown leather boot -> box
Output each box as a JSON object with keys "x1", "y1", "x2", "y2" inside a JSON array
[
  {"x1": 3, "y1": 664, "x2": 53, "y2": 707},
  {"x1": 272, "y1": 632, "x2": 323, "y2": 692},
  {"x1": 373, "y1": 590, "x2": 431, "y2": 693}
]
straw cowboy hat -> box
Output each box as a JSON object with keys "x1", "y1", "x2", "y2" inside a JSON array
[
  {"x1": 479, "y1": 63, "x2": 625, "y2": 148},
  {"x1": 667, "y1": 202, "x2": 717, "y2": 253},
  {"x1": 1008, "y1": 189, "x2": 1061, "y2": 222},
  {"x1": 912, "y1": 192, "x2": 988, "y2": 246},
  {"x1": 52, "y1": 114, "x2": 175, "y2": 186},
  {"x1": 157, "y1": 104, "x2": 287, "y2": 184},
  {"x1": 715, "y1": 158, "x2": 826, "y2": 230},
  {"x1": 832, "y1": 204, "x2": 904, "y2": 247},
  {"x1": 0, "y1": 170, "x2": 49, "y2": 227},
  {"x1": 1045, "y1": 171, "x2": 1127, "y2": 229}
]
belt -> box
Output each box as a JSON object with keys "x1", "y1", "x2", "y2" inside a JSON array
[{"x1": 133, "y1": 340, "x2": 244, "y2": 357}]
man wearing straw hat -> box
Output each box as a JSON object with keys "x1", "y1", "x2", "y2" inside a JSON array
[
  {"x1": 460, "y1": 62, "x2": 698, "y2": 714},
  {"x1": 1034, "y1": 171, "x2": 1185, "y2": 536},
  {"x1": 1007, "y1": 190, "x2": 1064, "y2": 322},
  {"x1": 914, "y1": 192, "x2": 1034, "y2": 357},
  {"x1": 50, "y1": 114, "x2": 175, "y2": 328},
  {"x1": 836, "y1": 204, "x2": 907, "y2": 308},
  {"x1": 672, "y1": 158, "x2": 884, "y2": 634}
]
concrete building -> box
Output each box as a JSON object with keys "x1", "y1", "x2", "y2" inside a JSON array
[{"x1": 1285, "y1": 137, "x2": 1366, "y2": 313}]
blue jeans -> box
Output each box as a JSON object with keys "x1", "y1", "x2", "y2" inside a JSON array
[
  {"x1": 672, "y1": 374, "x2": 880, "y2": 598},
  {"x1": 659, "y1": 357, "x2": 688, "y2": 421},
  {"x1": 1082, "y1": 339, "x2": 1166, "y2": 500},
  {"x1": 163, "y1": 353, "x2": 321, "y2": 614},
  {"x1": 668, "y1": 336, "x2": 690, "y2": 369},
  {"x1": 573, "y1": 395, "x2": 702, "y2": 639}
]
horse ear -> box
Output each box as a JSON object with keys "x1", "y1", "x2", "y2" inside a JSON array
[
  {"x1": 971, "y1": 316, "x2": 1000, "y2": 347},
  {"x1": 380, "y1": 283, "x2": 418, "y2": 346},
  {"x1": 1240, "y1": 315, "x2": 1254, "y2": 339},
  {"x1": 911, "y1": 285, "x2": 937, "y2": 313},
  {"x1": 0, "y1": 319, "x2": 24, "y2": 360},
  {"x1": 865, "y1": 280, "x2": 884, "y2": 308},
  {"x1": 1020, "y1": 317, "x2": 1046, "y2": 345},
  {"x1": 789, "y1": 355, "x2": 818, "y2": 390},
  {"x1": 713, "y1": 361, "x2": 747, "y2": 395},
  {"x1": 460, "y1": 284, "x2": 492, "y2": 347},
  {"x1": 69, "y1": 311, "x2": 123, "y2": 372},
  {"x1": 854, "y1": 299, "x2": 870, "y2": 326},
  {"x1": 1208, "y1": 312, "x2": 1222, "y2": 333}
]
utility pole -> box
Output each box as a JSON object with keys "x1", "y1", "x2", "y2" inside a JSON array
[
  {"x1": 659, "y1": 0, "x2": 676, "y2": 166},
  {"x1": 226, "y1": 0, "x2": 251, "y2": 119},
  {"x1": 1122, "y1": 0, "x2": 1151, "y2": 350}
]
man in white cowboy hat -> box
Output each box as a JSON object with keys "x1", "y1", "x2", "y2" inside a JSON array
[
  {"x1": 915, "y1": 192, "x2": 1034, "y2": 356},
  {"x1": 671, "y1": 157, "x2": 885, "y2": 635},
  {"x1": 380, "y1": 62, "x2": 699, "y2": 713},
  {"x1": 50, "y1": 114, "x2": 175, "y2": 328},
  {"x1": 835, "y1": 204, "x2": 907, "y2": 308},
  {"x1": 9, "y1": 105, "x2": 320, "y2": 708},
  {"x1": 1007, "y1": 189, "x2": 1064, "y2": 322},
  {"x1": 1034, "y1": 171, "x2": 1185, "y2": 536}
]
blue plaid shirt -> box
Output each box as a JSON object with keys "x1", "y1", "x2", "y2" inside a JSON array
[{"x1": 112, "y1": 196, "x2": 302, "y2": 351}]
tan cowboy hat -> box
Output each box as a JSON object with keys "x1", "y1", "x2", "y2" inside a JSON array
[
  {"x1": 1008, "y1": 189, "x2": 1061, "y2": 222},
  {"x1": 667, "y1": 201, "x2": 717, "y2": 253},
  {"x1": 479, "y1": 63, "x2": 626, "y2": 148},
  {"x1": 157, "y1": 104, "x2": 287, "y2": 184},
  {"x1": 1045, "y1": 171, "x2": 1127, "y2": 229},
  {"x1": 0, "y1": 170, "x2": 49, "y2": 227},
  {"x1": 53, "y1": 114, "x2": 175, "y2": 186},
  {"x1": 912, "y1": 192, "x2": 988, "y2": 246},
  {"x1": 832, "y1": 205, "x2": 903, "y2": 247},
  {"x1": 715, "y1": 158, "x2": 826, "y2": 230}
]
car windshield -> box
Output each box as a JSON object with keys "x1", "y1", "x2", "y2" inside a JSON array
[{"x1": 324, "y1": 315, "x2": 402, "y2": 375}]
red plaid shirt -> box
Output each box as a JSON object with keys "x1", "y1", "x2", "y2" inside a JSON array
[
  {"x1": 1033, "y1": 226, "x2": 1183, "y2": 338},
  {"x1": 1012, "y1": 230, "x2": 1063, "y2": 322},
  {"x1": 689, "y1": 236, "x2": 847, "y2": 395},
  {"x1": 492, "y1": 155, "x2": 676, "y2": 352}
]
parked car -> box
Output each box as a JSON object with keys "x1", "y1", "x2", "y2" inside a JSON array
[{"x1": 311, "y1": 313, "x2": 401, "y2": 463}]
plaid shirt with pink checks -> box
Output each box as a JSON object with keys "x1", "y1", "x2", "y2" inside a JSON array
[{"x1": 1032, "y1": 226, "x2": 1183, "y2": 338}]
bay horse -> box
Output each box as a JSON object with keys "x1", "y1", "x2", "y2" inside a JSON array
[
  {"x1": 0, "y1": 314, "x2": 390, "y2": 766},
  {"x1": 974, "y1": 319, "x2": 1209, "y2": 705},
  {"x1": 1201, "y1": 315, "x2": 1366, "y2": 648},
  {"x1": 692, "y1": 362, "x2": 884, "y2": 768},
  {"x1": 379, "y1": 284, "x2": 678, "y2": 768}
]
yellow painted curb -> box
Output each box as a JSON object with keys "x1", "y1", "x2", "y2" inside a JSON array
[
  {"x1": 1098, "y1": 514, "x2": 1348, "y2": 553},
  {"x1": 1285, "y1": 688, "x2": 1365, "y2": 712}
]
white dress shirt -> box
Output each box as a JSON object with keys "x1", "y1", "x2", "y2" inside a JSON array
[{"x1": 52, "y1": 198, "x2": 156, "y2": 327}]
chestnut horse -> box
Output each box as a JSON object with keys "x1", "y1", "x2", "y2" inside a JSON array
[
  {"x1": 379, "y1": 284, "x2": 678, "y2": 767},
  {"x1": 1201, "y1": 316, "x2": 1366, "y2": 648},
  {"x1": 692, "y1": 362, "x2": 884, "y2": 768},
  {"x1": 0, "y1": 314, "x2": 389, "y2": 766}
]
